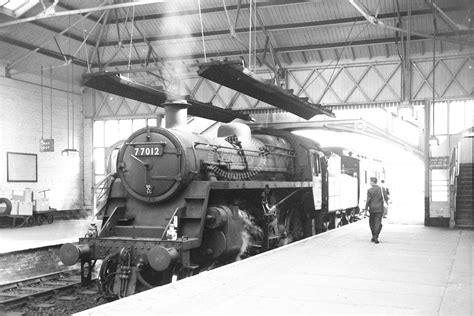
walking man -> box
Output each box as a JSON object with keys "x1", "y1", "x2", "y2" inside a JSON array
[{"x1": 365, "y1": 177, "x2": 388, "y2": 243}]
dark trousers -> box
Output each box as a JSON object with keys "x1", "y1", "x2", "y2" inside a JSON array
[{"x1": 369, "y1": 212, "x2": 383, "y2": 238}]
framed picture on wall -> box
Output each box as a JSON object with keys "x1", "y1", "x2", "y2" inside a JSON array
[{"x1": 6, "y1": 152, "x2": 38, "y2": 182}]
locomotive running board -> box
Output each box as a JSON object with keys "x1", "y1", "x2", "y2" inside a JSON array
[
  {"x1": 197, "y1": 60, "x2": 335, "y2": 120},
  {"x1": 209, "y1": 181, "x2": 313, "y2": 190},
  {"x1": 82, "y1": 73, "x2": 252, "y2": 123}
]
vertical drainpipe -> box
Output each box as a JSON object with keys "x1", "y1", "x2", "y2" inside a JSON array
[
  {"x1": 80, "y1": 89, "x2": 85, "y2": 214},
  {"x1": 406, "y1": 0, "x2": 412, "y2": 105},
  {"x1": 424, "y1": 99, "x2": 431, "y2": 226}
]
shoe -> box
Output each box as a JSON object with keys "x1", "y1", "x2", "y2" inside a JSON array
[
  {"x1": 374, "y1": 238, "x2": 379, "y2": 244},
  {"x1": 371, "y1": 237, "x2": 375, "y2": 242}
]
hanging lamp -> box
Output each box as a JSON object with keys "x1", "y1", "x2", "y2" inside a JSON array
[
  {"x1": 62, "y1": 15, "x2": 79, "y2": 156},
  {"x1": 61, "y1": 62, "x2": 79, "y2": 156}
]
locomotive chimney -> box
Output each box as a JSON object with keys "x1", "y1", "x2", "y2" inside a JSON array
[{"x1": 163, "y1": 100, "x2": 190, "y2": 131}]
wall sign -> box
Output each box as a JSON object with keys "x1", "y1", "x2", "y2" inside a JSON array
[
  {"x1": 40, "y1": 138, "x2": 55, "y2": 152},
  {"x1": 429, "y1": 156, "x2": 449, "y2": 169}
]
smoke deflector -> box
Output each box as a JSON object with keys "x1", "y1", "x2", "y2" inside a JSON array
[{"x1": 197, "y1": 60, "x2": 335, "y2": 120}]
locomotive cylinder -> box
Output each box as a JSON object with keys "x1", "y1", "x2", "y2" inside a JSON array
[
  {"x1": 199, "y1": 206, "x2": 243, "y2": 260},
  {"x1": 205, "y1": 206, "x2": 229, "y2": 229},
  {"x1": 59, "y1": 243, "x2": 91, "y2": 266},
  {"x1": 147, "y1": 246, "x2": 179, "y2": 271}
]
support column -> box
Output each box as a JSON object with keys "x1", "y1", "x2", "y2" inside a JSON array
[
  {"x1": 424, "y1": 99, "x2": 431, "y2": 226},
  {"x1": 82, "y1": 88, "x2": 96, "y2": 213},
  {"x1": 405, "y1": 0, "x2": 412, "y2": 104}
]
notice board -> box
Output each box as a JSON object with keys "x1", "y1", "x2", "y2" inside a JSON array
[{"x1": 7, "y1": 152, "x2": 38, "y2": 182}]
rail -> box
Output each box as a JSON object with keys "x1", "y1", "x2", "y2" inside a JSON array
[
  {"x1": 0, "y1": 269, "x2": 100, "y2": 313},
  {"x1": 0, "y1": 269, "x2": 82, "y2": 308}
]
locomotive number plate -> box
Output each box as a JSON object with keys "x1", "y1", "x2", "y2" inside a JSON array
[{"x1": 133, "y1": 146, "x2": 163, "y2": 156}]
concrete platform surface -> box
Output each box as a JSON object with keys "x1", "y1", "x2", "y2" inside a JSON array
[
  {"x1": 77, "y1": 220, "x2": 473, "y2": 315},
  {"x1": 0, "y1": 219, "x2": 94, "y2": 253}
]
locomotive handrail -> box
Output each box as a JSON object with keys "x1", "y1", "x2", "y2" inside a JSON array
[
  {"x1": 194, "y1": 141, "x2": 295, "y2": 159},
  {"x1": 195, "y1": 142, "x2": 264, "y2": 155},
  {"x1": 93, "y1": 172, "x2": 114, "y2": 216},
  {"x1": 161, "y1": 207, "x2": 184, "y2": 240},
  {"x1": 95, "y1": 173, "x2": 113, "y2": 197},
  {"x1": 261, "y1": 144, "x2": 295, "y2": 154},
  {"x1": 265, "y1": 152, "x2": 296, "y2": 158},
  {"x1": 124, "y1": 141, "x2": 167, "y2": 146},
  {"x1": 98, "y1": 206, "x2": 124, "y2": 237}
]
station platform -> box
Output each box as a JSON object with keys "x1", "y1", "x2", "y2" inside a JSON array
[
  {"x1": 78, "y1": 220, "x2": 473, "y2": 315},
  {"x1": 0, "y1": 219, "x2": 94, "y2": 254}
]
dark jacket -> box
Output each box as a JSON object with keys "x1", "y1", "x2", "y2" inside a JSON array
[
  {"x1": 382, "y1": 187, "x2": 390, "y2": 199},
  {"x1": 365, "y1": 184, "x2": 388, "y2": 213}
]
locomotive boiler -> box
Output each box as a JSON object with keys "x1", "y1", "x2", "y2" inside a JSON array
[{"x1": 59, "y1": 100, "x2": 382, "y2": 300}]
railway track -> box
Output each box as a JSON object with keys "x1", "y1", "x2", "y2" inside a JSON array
[{"x1": 0, "y1": 269, "x2": 103, "y2": 314}]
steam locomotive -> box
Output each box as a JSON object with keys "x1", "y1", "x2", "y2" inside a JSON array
[{"x1": 59, "y1": 100, "x2": 384, "y2": 300}]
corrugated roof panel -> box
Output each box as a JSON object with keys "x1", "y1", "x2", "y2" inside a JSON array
[
  {"x1": 0, "y1": 42, "x2": 39, "y2": 65},
  {"x1": 85, "y1": 0, "x2": 468, "y2": 63},
  {"x1": 0, "y1": 0, "x2": 470, "y2": 86},
  {"x1": 126, "y1": 0, "x2": 233, "y2": 17},
  {"x1": 295, "y1": 50, "x2": 322, "y2": 64},
  {"x1": 368, "y1": 45, "x2": 383, "y2": 59},
  {"x1": 0, "y1": 41, "x2": 80, "y2": 81},
  {"x1": 150, "y1": 38, "x2": 215, "y2": 59},
  {"x1": 269, "y1": 23, "x2": 385, "y2": 50},
  {"x1": 201, "y1": 36, "x2": 243, "y2": 55},
  {"x1": 56, "y1": 0, "x2": 108, "y2": 21},
  {"x1": 409, "y1": 13, "x2": 453, "y2": 34},
  {"x1": 286, "y1": 52, "x2": 304, "y2": 65},
  {"x1": 1, "y1": 23, "x2": 87, "y2": 59},
  {"x1": 202, "y1": 9, "x2": 234, "y2": 32},
  {"x1": 317, "y1": 50, "x2": 334, "y2": 64},
  {"x1": 119, "y1": 10, "x2": 236, "y2": 45},
  {"x1": 357, "y1": 0, "x2": 429, "y2": 15},
  {"x1": 137, "y1": 17, "x2": 197, "y2": 39},
  {"x1": 259, "y1": 2, "x2": 329, "y2": 26}
]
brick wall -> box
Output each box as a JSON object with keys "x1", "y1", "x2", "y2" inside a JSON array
[
  {"x1": 0, "y1": 245, "x2": 78, "y2": 284},
  {"x1": 0, "y1": 76, "x2": 91, "y2": 210}
]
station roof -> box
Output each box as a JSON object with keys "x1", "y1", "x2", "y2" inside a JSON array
[
  {"x1": 0, "y1": 1, "x2": 471, "y2": 80},
  {"x1": 0, "y1": 0, "x2": 472, "y2": 114}
]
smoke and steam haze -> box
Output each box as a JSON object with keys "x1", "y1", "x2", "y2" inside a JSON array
[
  {"x1": 158, "y1": 5, "x2": 196, "y2": 94},
  {"x1": 237, "y1": 209, "x2": 263, "y2": 260},
  {"x1": 294, "y1": 129, "x2": 425, "y2": 224}
]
